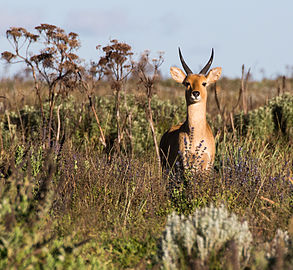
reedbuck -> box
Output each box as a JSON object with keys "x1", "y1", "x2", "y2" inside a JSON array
[{"x1": 159, "y1": 48, "x2": 222, "y2": 172}]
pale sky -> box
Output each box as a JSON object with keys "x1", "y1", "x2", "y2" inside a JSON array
[{"x1": 1, "y1": 0, "x2": 293, "y2": 80}]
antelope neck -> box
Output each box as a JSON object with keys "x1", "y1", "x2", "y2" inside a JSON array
[{"x1": 186, "y1": 102, "x2": 207, "y2": 134}]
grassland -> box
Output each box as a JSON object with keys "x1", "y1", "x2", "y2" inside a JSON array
[
  {"x1": 0, "y1": 73, "x2": 293, "y2": 269},
  {"x1": 0, "y1": 25, "x2": 293, "y2": 269}
]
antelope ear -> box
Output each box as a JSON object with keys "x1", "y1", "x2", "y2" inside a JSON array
[
  {"x1": 206, "y1": 67, "x2": 222, "y2": 85},
  {"x1": 170, "y1": 67, "x2": 186, "y2": 83}
]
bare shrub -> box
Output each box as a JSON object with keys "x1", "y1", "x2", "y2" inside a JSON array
[
  {"x1": 2, "y1": 24, "x2": 84, "y2": 148},
  {"x1": 133, "y1": 50, "x2": 164, "y2": 167},
  {"x1": 95, "y1": 40, "x2": 134, "y2": 154}
]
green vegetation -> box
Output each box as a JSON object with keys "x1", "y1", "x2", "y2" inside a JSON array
[{"x1": 0, "y1": 24, "x2": 293, "y2": 269}]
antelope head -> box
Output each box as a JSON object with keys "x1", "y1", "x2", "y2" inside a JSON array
[
  {"x1": 159, "y1": 48, "x2": 222, "y2": 172},
  {"x1": 170, "y1": 48, "x2": 222, "y2": 106}
]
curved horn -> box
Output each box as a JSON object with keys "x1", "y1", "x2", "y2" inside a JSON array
[
  {"x1": 199, "y1": 48, "x2": 214, "y2": 75},
  {"x1": 178, "y1": 47, "x2": 193, "y2": 75}
]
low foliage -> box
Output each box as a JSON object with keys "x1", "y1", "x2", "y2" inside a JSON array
[
  {"x1": 159, "y1": 205, "x2": 252, "y2": 269},
  {"x1": 234, "y1": 93, "x2": 293, "y2": 139},
  {"x1": 0, "y1": 24, "x2": 293, "y2": 269},
  {"x1": 0, "y1": 152, "x2": 112, "y2": 269},
  {"x1": 0, "y1": 90, "x2": 292, "y2": 268}
]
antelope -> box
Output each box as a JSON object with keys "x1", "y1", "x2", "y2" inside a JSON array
[{"x1": 159, "y1": 48, "x2": 222, "y2": 172}]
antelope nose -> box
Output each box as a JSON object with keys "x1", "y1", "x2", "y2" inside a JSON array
[{"x1": 193, "y1": 91, "x2": 200, "y2": 97}]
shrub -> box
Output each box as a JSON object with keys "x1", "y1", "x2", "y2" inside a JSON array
[
  {"x1": 0, "y1": 152, "x2": 111, "y2": 269},
  {"x1": 234, "y1": 93, "x2": 293, "y2": 139},
  {"x1": 159, "y1": 204, "x2": 252, "y2": 269}
]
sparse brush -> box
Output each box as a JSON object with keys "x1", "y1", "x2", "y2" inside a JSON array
[
  {"x1": 95, "y1": 39, "x2": 134, "y2": 154},
  {"x1": 0, "y1": 151, "x2": 95, "y2": 269},
  {"x1": 1, "y1": 24, "x2": 293, "y2": 269},
  {"x1": 2, "y1": 24, "x2": 84, "y2": 148}
]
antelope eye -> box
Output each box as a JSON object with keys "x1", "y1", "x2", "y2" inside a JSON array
[
  {"x1": 185, "y1": 81, "x2": 190, "y2": 87},
  {"x1": 202, "y1": 82, "x2": 207, "y2": 87}
]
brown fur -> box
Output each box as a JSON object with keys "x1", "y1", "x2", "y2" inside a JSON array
[{"x1": 160, "y1": 66, "x2": 222, "y2": 171}]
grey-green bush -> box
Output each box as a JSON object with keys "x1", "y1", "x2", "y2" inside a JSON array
[
  {"x1": 159, "y1": 204, "x2": 252, "y2": 269},
  {"x1": 234, "y1": 93, "x2": 293, "y2": 139}
]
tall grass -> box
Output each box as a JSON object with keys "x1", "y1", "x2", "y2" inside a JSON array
[
  {"x1": 0, "y1": 24, "x2": 293, "y2": 269},
  {"x1": 1, "y1": 86, "x2": 292, "y2": 268}
]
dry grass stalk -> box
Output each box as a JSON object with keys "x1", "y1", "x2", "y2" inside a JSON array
[
  {"x1": 232, "y1": 64, "x2": 250, "y2": 114},
  {"x1": 134, "y1": 51, "x2": 164, "y2": 168}
]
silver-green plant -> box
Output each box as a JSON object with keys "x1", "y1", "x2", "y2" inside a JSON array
[
  {"x1": 265, "y1": 229, "x2": 290, "y2": 260},
  {"x1": 160, "y1": 204, "x2": 252, "y2": 269},
  {"x1": 234, "y1": 93, "x2": 293, "y2": 139}
]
